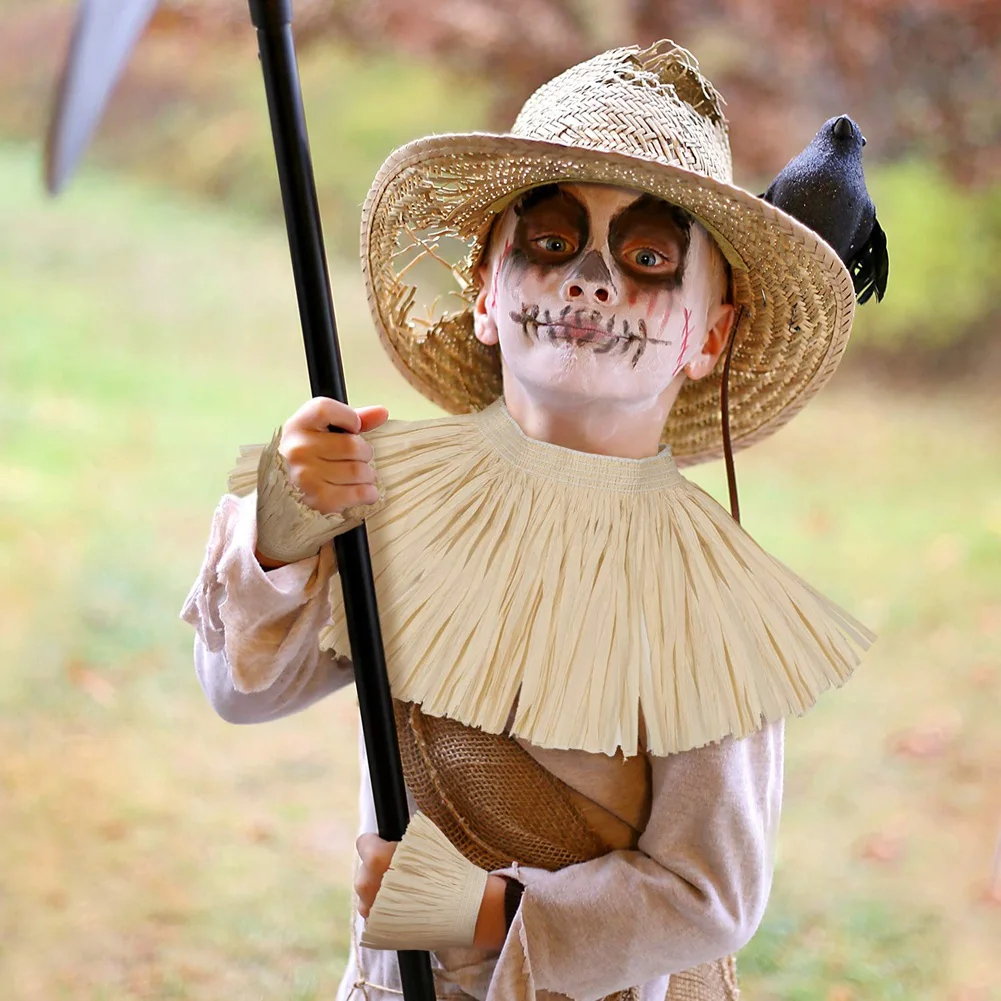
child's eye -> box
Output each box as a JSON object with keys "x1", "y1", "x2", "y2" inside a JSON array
[
  {"x1": 533, "y1": 236, "x2": 575, "y2": 255},
  {"x1": 632, "y1": 248, "x2": 666, "y2": 268}
]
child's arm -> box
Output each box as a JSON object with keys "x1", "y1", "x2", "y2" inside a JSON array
[
  {"x1": 493, "y1": 720, "x2": 784, "y2": 997},
  {"x1": 357, "y1": 719, "x2": 783, "y2": 980},
  {"x1": 181, "y1": 490, "x2": 354, "y2": 724},
  {"x1": 182, "y1": 397, "x2": 386, "y2": 723}
]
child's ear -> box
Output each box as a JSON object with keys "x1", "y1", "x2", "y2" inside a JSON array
[
  {"x1": 684, "y1": 303, "x2": 735, "y2": 381},
  {"x1": 473, "y1": 265, "x2": 499, "y2": 346}
]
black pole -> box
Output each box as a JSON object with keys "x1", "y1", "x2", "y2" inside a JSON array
[{"x1": 247, "y1": 4, "x2": 436, "y2": 999}]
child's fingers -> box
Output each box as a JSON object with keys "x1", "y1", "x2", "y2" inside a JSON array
[
  {"x1": 356, "y1": 405, "x2": 390, "y2": 433},
  {"x1": 356, "y1": 833, "x2": 395, "y2": 865},
  {"x1": 303, "y1": 482, "x2": 379, "y2": 515},
  {"x1": 279, "y1": 400, "x2": 386, "y2": 516},
  {"x1": 285, "y1": 430, "x2": 373, "y2": 465},
  {"x1": 309, "y1": 460, "x2": 377, "y2": 488},
  {"x1": 354, "y1": 834, "x2": 398, "y2": 917},
  {"x1": 288, "y1": 397, "x2": 362, "y2": 434}
]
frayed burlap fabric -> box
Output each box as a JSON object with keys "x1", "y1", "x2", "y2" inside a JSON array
[
  {"x1": 360, "y1": 39, "x2": 855, "y2": 467},
  {"x1": 394, "y1": 701, "x2": 739, "y2": 1001},
  {"x1": 667, "y1": 959, "x2": 740, "y2": 1001}
]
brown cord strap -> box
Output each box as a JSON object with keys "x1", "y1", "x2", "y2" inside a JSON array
[{"x1": 502, "y1": 877, "x2": 524, "y2": 930}]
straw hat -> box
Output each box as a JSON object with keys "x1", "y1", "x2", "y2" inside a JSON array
[{"x1": 360, "y1": 40, "x2": 856, "y2": 466}]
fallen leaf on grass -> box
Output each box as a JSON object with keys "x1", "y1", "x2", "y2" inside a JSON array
[
  {"x1": 856, "y1": 830, "x2": 906, "y2": 865},
  {"x1": 246, "y1": 822, "x2": 274, "y2": 844},
  {"x1": 890, "y1": 708, "x2": 963, "y2": 760},
  {"x1": 978, "y1": 605, "x2": 1001, "y2": 637},
  {"x1": 99, "y1": 819, "x2": 128, "y2": 842},
  {"x1": 977, "y1": 882, "x2": 1001, "y2": 907},
  {"x1": 826, "y1": 986, "x2": 854, "y2": 1001},
  {"x1": 147, "y1": 907, "x2": 188, "y2": 927},
  {"x1": 173, "y1": 962, "x2": 214, "y2": 985},
  {"x1": 983, "y1": 828, "x2": 1001, "y2": 905},
  {"x1": 65, "y1": 658, "x2": 117, "y2": 706},
  {"x1": 969, "y1": 663, "x2": 997, "y2": 688},
  {"x1": 44, "y1": 889, "x2": 67, "y2": 910},
  {"x1": 806, "y1": 507, "x2": 833, "y2": 536},
  {"x1": 949, "y1": 988, "x2": 990, "y2": 1001}
]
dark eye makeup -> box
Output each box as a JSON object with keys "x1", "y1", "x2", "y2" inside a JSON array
[
  {"x1": 508, "y1": 187, "x2": 690, "y2": 284},
  {"x1": 513, "y1": 187, "x2": 588, "y2": 266},
  {"x1": 609, "y1": 195, "x2": 691, "y2": 287}
]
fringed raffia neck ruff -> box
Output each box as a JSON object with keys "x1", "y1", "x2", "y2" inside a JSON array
[
  {"x1": 309, "y1": 401, "x2": 872, "y2": 757},
  {"x1": 475, "y1": 402, "x2": 683, "y2": 492}
]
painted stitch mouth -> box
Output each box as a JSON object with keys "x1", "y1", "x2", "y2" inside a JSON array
[
  {"x1": 546, "y1": 321, "x2": 609, "y2": 339},
  {"x1": 509, "y1": 304, "x2": 672, "y2": 367}
]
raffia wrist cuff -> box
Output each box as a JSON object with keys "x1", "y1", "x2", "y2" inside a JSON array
[
  {"x1": 253, "y1": 429, "x2": 381, "y2": 564},
  {"x1": 360, "y1": 813, "x2": 488, "y2": 951}
]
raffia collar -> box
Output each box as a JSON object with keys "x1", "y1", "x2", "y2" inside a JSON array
[
  {"x1": 313, "y1": 403, "x2": 873, "y2": 757},
  {"x1": 475, "y1": 401, "x2": 682, "y2": 493}
]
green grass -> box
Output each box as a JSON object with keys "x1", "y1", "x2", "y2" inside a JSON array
[
  {"x1": 848, "y1": 162, "x2": 1001, "y2": 351},
  {"x1": 2, "y1": 141, "x2": 1000, "y2": 1000},
  {"x1": 742, "y1": 900, "x2": 944, "y2": 1000}
]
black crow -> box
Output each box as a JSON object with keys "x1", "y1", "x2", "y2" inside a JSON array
[{"x1": 762, "y1": 115, "x2": 889, "y2": 304}]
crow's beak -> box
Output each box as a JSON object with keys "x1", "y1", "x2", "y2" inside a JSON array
[{"x1": 832, "y1": 116, "x2": 854, "y2": 141}]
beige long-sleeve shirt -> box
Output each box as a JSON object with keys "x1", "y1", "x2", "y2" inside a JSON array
[{"x1": 181, "y1": 491, "x2": 784, "y2": 1001}]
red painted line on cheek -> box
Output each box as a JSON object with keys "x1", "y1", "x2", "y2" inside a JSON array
[
  {"x1": 489, "y1": 239, "x2": 513, "y2": 312},
  {"x1": 671, "y1": 307, "x2": 693, "y2": 377}
]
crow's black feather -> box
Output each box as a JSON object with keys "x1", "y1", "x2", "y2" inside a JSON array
[
  {"x1": 761, "y1": 115, "x2": 889, "y2": 305},
  {"x1": 851, "y1": 215, "x2": 888, "y2": 304}
]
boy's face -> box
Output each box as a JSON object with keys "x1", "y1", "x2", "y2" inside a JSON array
[{"x1": 474, "y1": 183, "x2": 731, "y2": 413}]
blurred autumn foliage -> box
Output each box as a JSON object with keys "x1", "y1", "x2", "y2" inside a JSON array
[
  {"x1": 0, "y1": 0, "x2": 998, "y2": 360},
  {"x1": 156, "y1": 0, "x2": 1001, "y2": 182}
]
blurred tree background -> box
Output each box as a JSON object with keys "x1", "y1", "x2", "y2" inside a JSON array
[
  {"x1": 1, "y1": 0, "x2": 999, "y2": 362},
  {"x1": 1, "y1": 3, "x2": 1000, "y2": 1000}
]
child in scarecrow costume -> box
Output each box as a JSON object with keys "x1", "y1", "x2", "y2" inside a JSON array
[{"x1": 182, "y1": 40, "x2": 873, "y2": 1001}]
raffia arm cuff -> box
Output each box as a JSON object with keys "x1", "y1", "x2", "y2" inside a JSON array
[
  {"x1": 242, "y1": 429, "x2": 382, "y2": 565},
  {"x1": 360, "y1": 813, "x2": 488, "y2": 951}
]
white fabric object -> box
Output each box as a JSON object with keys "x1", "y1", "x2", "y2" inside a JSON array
[
  {"x1": 361, "y1": 813, "x2": 489, "y2": 951},
  {"x1": 179, "y1": 491, "x2": 352, "y2": 699}
]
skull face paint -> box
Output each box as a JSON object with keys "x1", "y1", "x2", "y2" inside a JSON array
[{"x1": 476, "y1": 183, "x2": 727, "y2": 411}]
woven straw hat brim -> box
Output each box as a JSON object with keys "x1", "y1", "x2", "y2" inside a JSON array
[{"x1": 361, "y1": 132, "x2": 856, "y2": 466}]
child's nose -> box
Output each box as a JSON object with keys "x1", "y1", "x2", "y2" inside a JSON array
[
  {"x1": 562, "y1": 279, "x2": 614, "y2": 304},
  {"x1": 560, "y1": 250, "x2": 619, "y2": 307}
]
